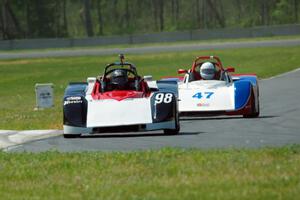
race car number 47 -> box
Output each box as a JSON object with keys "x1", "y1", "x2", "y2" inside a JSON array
[
  {"x1": 155, "y1": 93, "x2": 173, "y2": 104},
  {"x1": 192, "y1": 92, "x2": 214, "y2": 99}
]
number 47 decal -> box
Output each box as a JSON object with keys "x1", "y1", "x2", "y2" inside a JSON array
[{"x1": 192, "y1": 92, "x2": 214, "y2": 99}]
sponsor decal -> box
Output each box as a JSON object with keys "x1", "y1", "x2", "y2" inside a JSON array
[
  {"x1": 64, "y1": 96, "x2": 83, "y2": 106},
  {"x1": 197, "y1": 103, "x2": 210, "y2": 107},
  {"x1": 66, "y1": 96, "x2": 81, "y2": 101}
]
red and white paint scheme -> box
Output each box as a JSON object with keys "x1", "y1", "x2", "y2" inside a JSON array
[{"x1": 63, "y1": 55, "x2": 180, "y2": 138}]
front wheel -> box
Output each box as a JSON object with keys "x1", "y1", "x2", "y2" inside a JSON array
[
  {"x1": 163, "y1": 127, "x2": 179, "y2": 135},
  {"x1": 243, "y1": 91, "x2": 260, "y2": 118},
  {"x1": 164, "y1": 112, "x2": 180, "y2": 135},
  {"x1": 63, "y1": 134, "x2": 81, "y2": 138}
]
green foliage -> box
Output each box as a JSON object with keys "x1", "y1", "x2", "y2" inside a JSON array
[
  {"x1": 272, "y1": 0, "x2": 295, "y2": 24},
  {"x1": 1, "y1": 146, "x2": 300, "y2": 199},
  {"x1": 1, "y1": 0, "x2": 300, "y2": 39}
]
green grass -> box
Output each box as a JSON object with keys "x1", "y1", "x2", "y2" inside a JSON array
[
  {"x1": 1, "y1": 146, "x2": 300, "y2": 199},
  {"x1": 1, "y1": 46, "x2": 300, "y2": 130}
]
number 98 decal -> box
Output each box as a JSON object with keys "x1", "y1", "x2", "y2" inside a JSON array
[{"x1": 155, "y1": 93, "x2": 173, "y2": 104}]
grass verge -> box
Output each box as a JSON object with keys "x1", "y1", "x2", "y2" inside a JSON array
[
  {"x1": 1, "y1": 146, "x2": 300, "y2": 199},
  {"x1": 1, "y1": 46, "x2": 300, "y2": 129}
]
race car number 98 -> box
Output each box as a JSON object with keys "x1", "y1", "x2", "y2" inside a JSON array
[{"x1": 155, "y1": 93, "x2": 173, "y2": 104}]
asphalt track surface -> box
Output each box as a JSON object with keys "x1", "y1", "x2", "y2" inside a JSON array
[
  {"x1": 8, "y1": 68, "x2": 300, "y2": 152},
  {"x1": 1, "y1": 39, "x2": 300, "y2": 59}
]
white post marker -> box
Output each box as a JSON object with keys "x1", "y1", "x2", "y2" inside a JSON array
[{"x1": 35, "y1": 83, "x2": 54, "y2": 110}]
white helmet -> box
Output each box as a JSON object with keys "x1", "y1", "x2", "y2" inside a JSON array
[{"x1": 200, "y1": 62, "x2": 215, "y2": 80}]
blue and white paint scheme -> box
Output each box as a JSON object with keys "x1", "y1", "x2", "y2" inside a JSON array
[
  {"x1": 170, "y1": 55, "x2": 260, "y2": 117},
  {"x1": 176, "y1": 73, "x2": 259, "y2": 117}
]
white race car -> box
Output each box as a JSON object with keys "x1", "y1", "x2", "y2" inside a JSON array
[
  {"x1": 63, "y1": 55, "x2": 180, "y2": 138},
  {"x1": 165, "y1": 56, "x2": 260, "y2": 118}
]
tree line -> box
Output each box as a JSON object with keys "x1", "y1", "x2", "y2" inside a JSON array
[{"x1": 0, "y1": 0, "x2": 299, "y2": 40}]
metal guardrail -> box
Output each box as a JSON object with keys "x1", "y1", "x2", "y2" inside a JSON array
[{"x1": 0, "y1": 24, "x2": 299, "y2": 50}]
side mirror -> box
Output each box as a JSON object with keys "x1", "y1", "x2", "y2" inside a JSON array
[
  {"x1": 226, "y1": 67, "x2": 235, "y2": 73},
  {"x1": 178, "y1": 69, "x2": 188, "y2": 74}
]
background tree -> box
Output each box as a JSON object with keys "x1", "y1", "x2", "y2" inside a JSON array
[
  {"x1": 171, "y1": 0, "x2": 180, "y2": 28},
  {"x1": 0, "y1": 0, "x2": 23, "y2": 39},
  {"x1": 96, "y1": 0, "x2": 103, "y2": 35},
  {"x1": 0, "y1": 0, "x2": 299, "y2": 40},
  {"x1": 295, "y1": 0, "x2": 299, "y2": 22},
  {"x1": 82, "y1": 0, "x2": 93, "y2": 37},
  {"x1": 158, "y1": 0, "x2": 164, "y2": 31}
]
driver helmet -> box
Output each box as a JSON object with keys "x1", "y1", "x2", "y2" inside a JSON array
[
  {"x1": 111, "y1": 69, "x2": 128, "y2": 88},
  {"x1": 200, "y1": 62, "x2": 216, "y2": 80}
]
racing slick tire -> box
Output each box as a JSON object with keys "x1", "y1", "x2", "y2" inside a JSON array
[
  {"x1": 163, "y1": 111, "x2": 180, "y2": 135},
  {"x1": 63, "y1": 134, "x2": 81, "y2": 138},
  {"x1": 243, "y1": 91, "x2": 260, "y2": 118},
  {"x1": 163, "y1": 124, "x2": 180, "y2": 135},
  {"x1": 164, "y1": 128, "x2": 179, "y2": 135}
]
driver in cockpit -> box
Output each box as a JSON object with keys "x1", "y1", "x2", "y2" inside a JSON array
[
  {"x1": 199, "y1": 62, "x2": 218, "y2": 80},
  {"x1": 110, "y1": 69, "x2": 129, "y2": 90}
]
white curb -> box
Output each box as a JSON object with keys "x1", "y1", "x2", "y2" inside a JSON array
[{"x1": 0, "y1": 130, "x2": 62, "y2": 149}]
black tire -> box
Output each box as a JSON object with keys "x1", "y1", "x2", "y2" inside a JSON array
[
  {"x1": 163, "y1": 127, "x2": 180, "y2": 135},
  {"x1": 63, "y1": 134, "x2": 81, "y2": 138},
  {"x1": 164, "y1": 107, "x2": 180, "y2": 135},
  {"x1": 243, "y1": 91, "x2": 260, "y2": 118},
  {"x1": 251, "y1": 98, "x2": 260, "y2": 117}
]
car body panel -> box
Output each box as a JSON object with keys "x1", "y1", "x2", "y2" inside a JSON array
[
  {"x1": 178, "y1": 80, "x2": 235, "y2": 112},
  {"x1": 86, "y1": 97, "x2": 152, "y2": 127}
]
